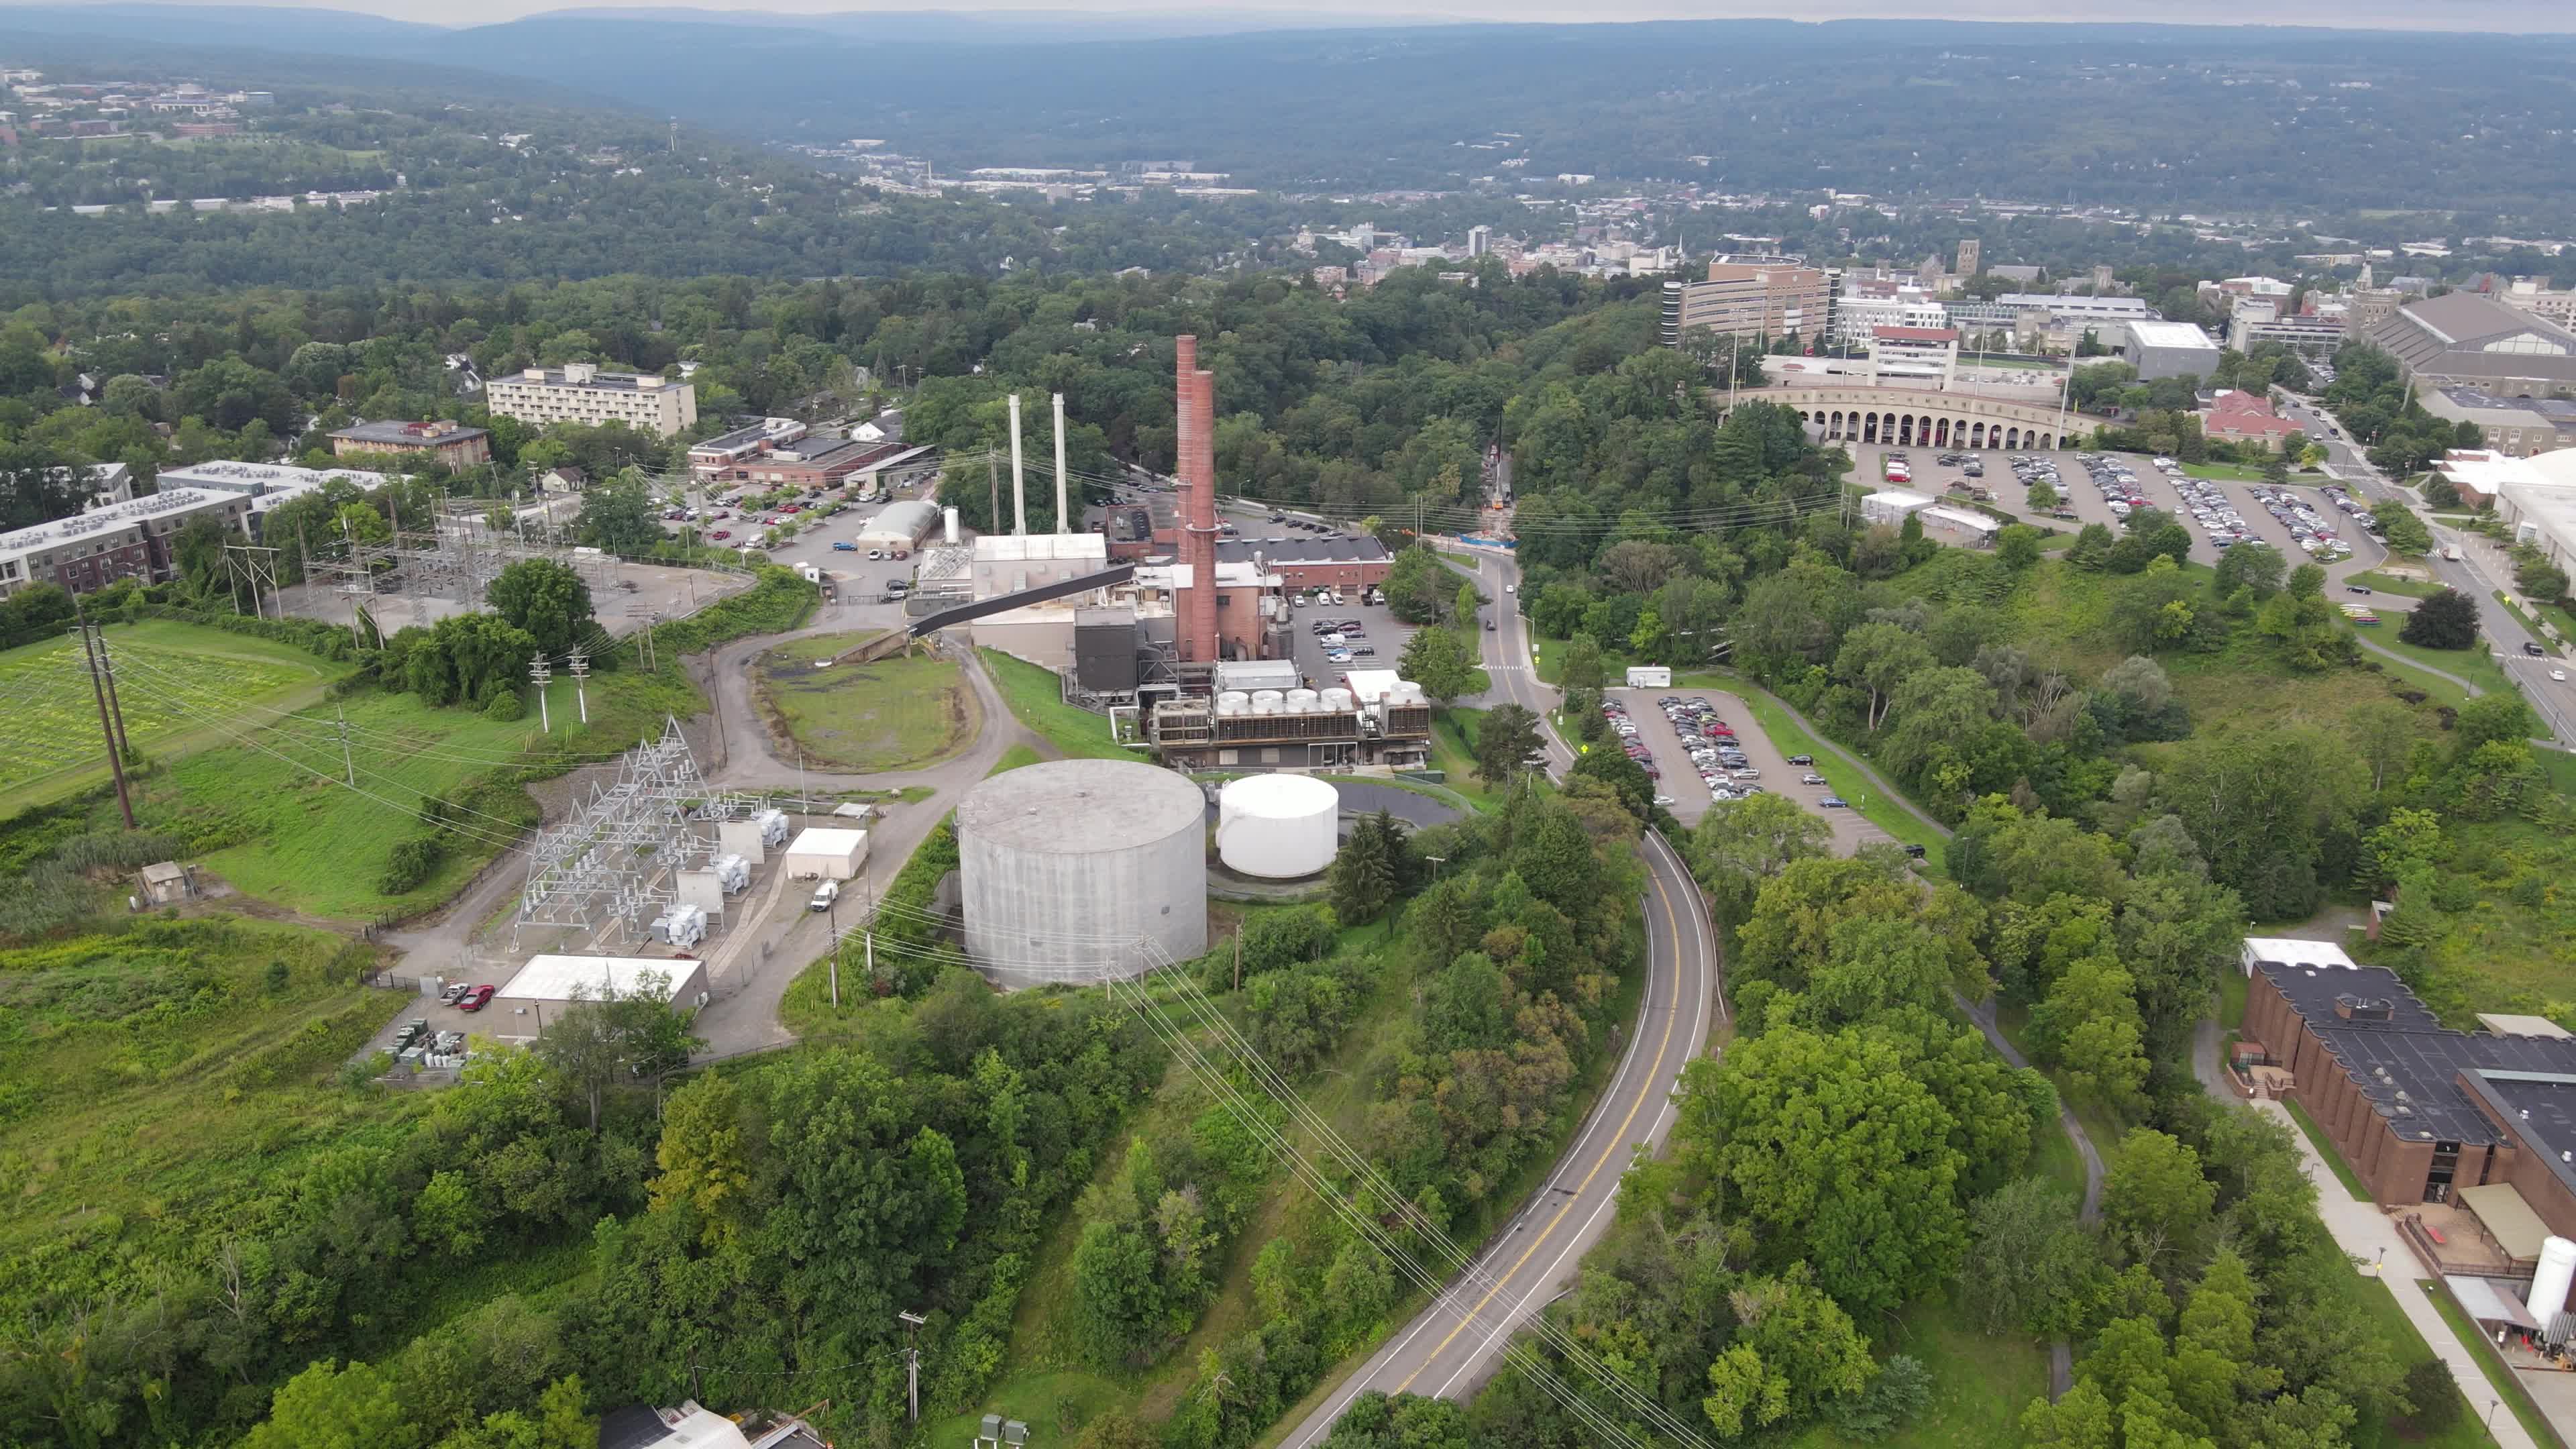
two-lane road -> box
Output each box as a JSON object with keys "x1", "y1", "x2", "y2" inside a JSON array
[{"x1": 1277, "y1": 547, "x2": 1723, "y2": 1443}]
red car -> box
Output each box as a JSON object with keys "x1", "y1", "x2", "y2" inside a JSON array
[
  {"x1": 456, "y1": 984, "x2": 496, "y2": 1012},
  {"x1": 892, "y1": 549, "x2": 909, "y2": 560},
  {"x1": 710, "y1": 529, "x2": 733, "y2": 541}
]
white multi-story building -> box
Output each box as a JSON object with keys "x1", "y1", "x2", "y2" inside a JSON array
[
  {"x1": 0, "y1": 488, "x2": 258, "y2": 600},
  {"x1": 485, "y1": 362, "x2": 698, "y2": 437},
  {"x1": 1866, "y1": 326, "x2": 1960, "y2": 388}
]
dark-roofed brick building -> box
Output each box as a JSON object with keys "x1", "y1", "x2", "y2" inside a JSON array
[
  {"x1": 1217, "y1": 533, "x2": 1392, "y2": 592},
  {"x1": 2242, "y1": 938, "x2": 2576, "y2": 1311},
  {"x1": 327, "y1": 419, "x2": 490, "y2": 470}
]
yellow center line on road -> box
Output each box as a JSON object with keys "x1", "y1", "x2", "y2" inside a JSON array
[{"x1": 1392, "y1": 856, "x2": 1686, "y2": 1393}]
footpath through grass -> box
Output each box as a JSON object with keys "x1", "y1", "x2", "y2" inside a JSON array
[{"x1": 2282, "y1": 1099, "x2": 2374, "y2": 1202}]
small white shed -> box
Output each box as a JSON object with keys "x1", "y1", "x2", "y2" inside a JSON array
[{"x1": 782, "y1": 826, "x2": 869, "y2": 881}]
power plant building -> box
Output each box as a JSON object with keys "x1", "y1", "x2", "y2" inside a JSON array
[{"x1": 957, "y1": 758, "x2": 1207, "y2": 988}]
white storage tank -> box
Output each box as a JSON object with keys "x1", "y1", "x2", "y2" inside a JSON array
[
  {"x1": 1217, "y1": 775, "x2": 1340, "y2": 880},
  {"x1": 1285, "y1": 688, "x2": 1320, "y2": 714},
  {"x1": 1250, "y1": 690, "x2": 1283, "y2": 716},
  {"x1": 1216, "y1": 694, "x2": 1246, "y2": 717},
  {"x1": 958, "y1": 758, "x2": 1208, "y2": 989},
  {"x1": 2530, "y1": 1236, "x2": 2576, "y2": 1322},
  {"x1": 1390, "y1": 681, "x2": 1426, "y2": 706},
  {"x1": 1320, "y1": 688, "x2": 1355, "y2": 712}
]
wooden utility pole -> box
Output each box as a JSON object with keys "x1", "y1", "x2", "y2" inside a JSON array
[
  {"x1": 75, "y1": 605, "x2": 135, "y2": 829},
  {"x1": 93, "y1": 619, "x2": 131, "y2": 762},
  {"x1": 987, "y1": 453, "x2": 1001, "y2": 536},
  {"x1": 1233, "y1": 932, "x2": 1243, "y2": 991}
]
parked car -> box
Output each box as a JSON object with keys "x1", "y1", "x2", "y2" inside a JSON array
[
  {"x1": 893, "y1": 549, "x2": 909, "y2": 560},
  {"x1": 709, "y1": 529, "x2": 732, "y2": 541},
  {"x1": 1801, "y1": 773, "x2": 1827, "y2": 786},
  {"x1": 833, "y1": 541, "x2": 857, "y2": 551},
  {"x1": 2345, "y1": 584, "x2": 2371, "y2": 595},
  {"x1": 1819, "y1": 796, "x2": 1849, "y2": 808},
  {"x1": 457, "y1": 984, "x2": 496, "y2": 1012},
  {"x1": 810, "y1": 881, "x2": 841, "y2": 912},
  {"x1": 2525, "y1": 642, "x2": 2549, "y2": 657},
  {"x1": 1786, "y1": 753, "x2": 1813, "y2": 765},
  {"x1": 439, "y1": 982, "x2": 471, "y2": 1005}
]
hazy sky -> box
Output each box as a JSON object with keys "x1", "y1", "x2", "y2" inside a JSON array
[{"x1": 56, "y1": 0, "x2": 2576, "y2": 28}]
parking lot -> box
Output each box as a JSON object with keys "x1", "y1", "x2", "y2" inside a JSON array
[
  {"x1": 1851, "y1": 442, "x2": 2387, "y2": 577},
  {"x1": 1604, "y1": 687, "x2": 1892, "y2": 853},
  {"x1": 1290, "y1": 592, "x2": 1421, "y2": 691}
]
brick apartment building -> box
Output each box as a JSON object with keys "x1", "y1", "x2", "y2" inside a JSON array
[
  {"x1": 0, "y1": 488, "x2": 257, "y2": 600},
  {"x1": 1660, "y1": 256, "x2": 1829, "y2": 348},
  {"x1": 2240, "y1": 938, "x2": 2576, "y2": 1311},
  {"x1": 327, "y1": 419, "x2": 492, "y2": 470}
]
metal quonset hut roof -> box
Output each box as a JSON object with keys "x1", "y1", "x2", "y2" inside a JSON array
[{"x1": 858, "y1": 500, "x2": 942, "y2": 545}]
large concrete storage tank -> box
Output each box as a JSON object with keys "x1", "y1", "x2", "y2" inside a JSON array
[
  {"x1": 2530, "y1": 1236, "x2": 2576, "y2": 1322},
  {"x1": 959, "y1": 758, "x2": 1207, "y2": 987},
  {"x1": 1217, "y1": 775, "x2": 1339, "y2": 879}
]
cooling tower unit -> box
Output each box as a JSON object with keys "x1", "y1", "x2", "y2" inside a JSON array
[
  {"x1": 1217, "y1": 774, "x2": 1339, "y2": 880},
  {"x1": 958, "y1": 758, "x2": 1207, "y2": 988}
]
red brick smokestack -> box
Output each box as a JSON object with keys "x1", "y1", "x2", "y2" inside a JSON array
[{"x1": 1175, "y1": 335, "x2": 1220, "y2": 663}]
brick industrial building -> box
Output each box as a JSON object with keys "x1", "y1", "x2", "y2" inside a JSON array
[{"x1": 2239, "y1": 938, "x2": 2576, "y2": 1316}]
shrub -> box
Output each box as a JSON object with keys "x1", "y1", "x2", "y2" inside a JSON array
[
  {"x1": 379, "y1": 836, "x2": 445, "y2": 894},
  {"x1": 483, "y1": 688, "x2": 527, "y2": 722}
]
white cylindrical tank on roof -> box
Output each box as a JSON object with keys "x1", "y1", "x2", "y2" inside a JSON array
[
  {"x1": 1216, "y1": 694, "x2": 1246, "y2": 717},
  {"x1": 1251, "y1": 690, "x2": 1283, "y2": 715},
  {"x1": 1320, "y1": 688, "x2": 1354, "y2": 712},
  {"x1": 1217, "y1": 774, "x2": 1339, "y2": 879},
  {"x1": 1286, "y1": 688, "x2": 1320, "y2": 712},
  {"x1": 2530, "y1": 1236, "x2": 2576, "y2": 1322},
  {"x1": 1390, "y1": 681, "x2": 1426, "y2": 706},
  {"x1": 958, "y1": 759, "x2": 1207, "y2": 989}
]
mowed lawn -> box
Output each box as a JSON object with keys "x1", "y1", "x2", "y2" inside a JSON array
[
  {"x1": 757, "y1": 633, "x2": 978, "y2": 771},
  {"x1": 980, "y1": 647, "x2": 1142, "y2": 759},
  {"x1": 0, "y1": 621, "x2": 352, "y2": 805}
]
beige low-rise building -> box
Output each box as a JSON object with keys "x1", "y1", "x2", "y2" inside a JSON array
[{"x1": 485, "y1": 362, "x2": 697, "y2": 437}]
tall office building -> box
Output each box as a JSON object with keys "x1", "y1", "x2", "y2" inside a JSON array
[
  {"x1": 1466, "y1": 225, "x2": 1492, "y2": 258},
  {"x1": 1659, "y1": 256, "x2": 1827, "y2": 348}
]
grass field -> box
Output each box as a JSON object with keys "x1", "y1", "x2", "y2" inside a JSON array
[
  {"x1": 980, "y1": 648, "x2": 1143, "y2": 759},
  {"x1": 1784, "y1": 1297, "x2": 2051, "y2": 1449},
  {"x1": 2349, "y1": 570, "x2": 2444, "y2": 599},
  {"x1": 2347, "y1": 1277, "x2": 2504, "y2": 1449},
  {"x1": 0, "y1": 621, "x2": 354, "y2": 806},
  {"x1": 2366, "y1": 635, "x2": 2522, "y2": 700},
  {"x1": 0, "y1": 917, "x2": 423, "y2": 1291},
  {"x1": 755, "y1": 632, "x2": 977, "y2": 772}
]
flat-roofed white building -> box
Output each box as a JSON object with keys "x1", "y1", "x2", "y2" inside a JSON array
[{"x1": 485, "y1": 362, "x2": 698, "y2": 437}]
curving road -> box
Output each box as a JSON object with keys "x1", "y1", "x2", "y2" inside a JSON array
[{"x1": 1277, "y1": 548, "x2": 1724, "y2": 1442}]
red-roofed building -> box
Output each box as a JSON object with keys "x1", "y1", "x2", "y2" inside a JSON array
[
  {"x1": 2200, "y1": 389, "x2": 2303, "y2": 451},
  {"x1": 1866, "y1": 325, "x2": 1960, "y2": 387}
]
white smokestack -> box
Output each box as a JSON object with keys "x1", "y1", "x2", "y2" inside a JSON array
[
  {"x1": 1052, "y1": 392, "x2": 1069, "y2": 535},
  {"x1": 1008, "y1": 392, "x2": 1027, "y2": 536}
]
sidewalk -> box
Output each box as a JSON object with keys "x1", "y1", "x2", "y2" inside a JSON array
[{"x1": 2253, "y1": 1091, "x2": 2549, "y2": 1449}]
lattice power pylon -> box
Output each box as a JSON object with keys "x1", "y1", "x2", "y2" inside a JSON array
[{"x1": 511, "y1": 716, "x2": 718, "y2": 949}]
